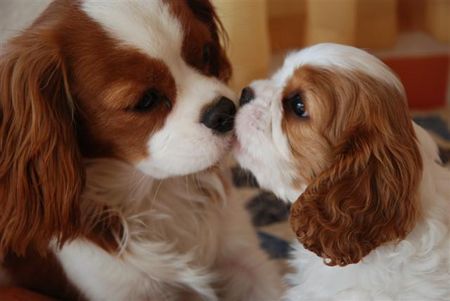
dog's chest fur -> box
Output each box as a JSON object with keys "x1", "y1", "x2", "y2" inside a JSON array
[{"x1": 6, "y1": 161, "x2": 229, "y2": 300}]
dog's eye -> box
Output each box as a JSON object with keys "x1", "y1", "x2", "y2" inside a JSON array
[
  {"x1": 285, "y1": 93, "x2": 309, "y2": 118},
  {"x1": 133, "y1": 89, "x2": 171, "y2": 112}
]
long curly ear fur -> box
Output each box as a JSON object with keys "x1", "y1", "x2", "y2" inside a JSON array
[
  {"x1": 290, "y1": 72, "x2": 423, "y2": 267},
  {"x1": 0, "y1": 30, "x2": 83, "y2": 257}
]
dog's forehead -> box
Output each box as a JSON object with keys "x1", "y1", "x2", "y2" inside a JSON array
[
  {"x1": 272, "y1": 43, "x2": 403, "y2": 93},
  {"x1": 81, "y1": 0, "x2": 183, "y2": 61}
]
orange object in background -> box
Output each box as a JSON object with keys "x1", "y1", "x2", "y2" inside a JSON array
[{"x1": 383, "y1": 55, "x2": 449, "y2": 110}]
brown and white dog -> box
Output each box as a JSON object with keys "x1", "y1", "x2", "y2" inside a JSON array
[
  {"x1": 235, "y1": 43, "x2": 450, "y2": 300},
  {"x1": 0, "y1": 1, "x2": 282, "y2": 300}
]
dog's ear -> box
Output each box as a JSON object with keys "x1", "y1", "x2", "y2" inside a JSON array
[
  {"x1": 290, "y1": 80, "x2": 423, "y2": 267},
  {"x1": 185, "y1": 0, "x2": 232, "y2": 81},
  {"x1": 0, "y1": 32, "x2": 83, "y2": 257}
]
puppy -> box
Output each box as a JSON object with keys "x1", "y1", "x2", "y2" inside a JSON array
[
  {"x1": 0, "y1": 1, "x2": 282, "y2": 300},
  {"x1": 235, "y1": 43, "x2": 450, "y2": 300}
]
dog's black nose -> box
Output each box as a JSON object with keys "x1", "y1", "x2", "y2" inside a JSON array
[
  {"x1": 201, "y1": 97, "x2": 236, "y2": 133},
  {"x1": 239, "y1": 87, "x2": 255, "y2": 107}
]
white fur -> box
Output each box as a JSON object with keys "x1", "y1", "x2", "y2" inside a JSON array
[
  {"x1": 272, "y1": 43, "x2": 405, "y2": 94},
  {"x1": 55, "y1": 160, "x2": 282, "y2": 301},
  {"x1": 235, "y1": 43, "x2": 450, "y2": 300},
  {"x1": 82, "y1": 0, "x2": 236, "y2": 179},
  {"x1": 234, "y1": 79, "x2": 304, "y2": 201}
]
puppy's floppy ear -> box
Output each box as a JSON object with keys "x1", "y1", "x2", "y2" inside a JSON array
[
  {"x1": 290, "y1": 81, "x2": 423, "y2": 267},
  {"x1": 0, "y1": 32, "x2": 83, "y2": 257}
]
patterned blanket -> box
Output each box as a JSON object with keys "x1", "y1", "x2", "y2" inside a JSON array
[{"x1": 233, "y1": 111, "x2": 450, "y2": 261}]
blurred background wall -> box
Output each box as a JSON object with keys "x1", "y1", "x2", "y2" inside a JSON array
[
  {"x1": 213, "y1": 0, "x2": 450, "y2": 111},
  {"x1": 0, "y1": 0, "x2": 50, "y2": 42}
]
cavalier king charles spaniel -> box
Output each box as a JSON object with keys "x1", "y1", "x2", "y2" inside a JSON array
[
  {"x1": 235, "y1": 43, "x2": 450, "y2": 300},
  {"x1": 0, "y1": 1, "x2": 282, "y2": 300}
]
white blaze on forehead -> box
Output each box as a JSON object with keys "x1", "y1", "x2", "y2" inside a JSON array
[
  {"x1": 81, "y1": 0, "x2": 183, "y2": 60},
  {"x1": 272, "y1": 43, "x2": 404, "y2": 94}
]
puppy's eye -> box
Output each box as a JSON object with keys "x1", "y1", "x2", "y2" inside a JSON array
[
  {"x1": 133, "y1": 89, "x2": 171, "y2": 112},
  {"x1": 285, "y1": 93, "x2": 309, "y2": 118}
]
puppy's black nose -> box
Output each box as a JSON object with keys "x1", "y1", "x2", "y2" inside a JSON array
[
  {"x1": 201, "y1": 97, "x2": 236, "y2": 133},
  {"x1": 239, "y1": 87, "x2": 255, "y2": 107}
]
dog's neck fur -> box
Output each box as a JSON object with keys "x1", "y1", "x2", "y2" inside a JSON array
[
  {"x1": 2, "y1": 159, "x2": 235, "y2": 300},
  {"x1": 23, "y1": 160, "x2": 230, "y2": 300},
  {"x1": 80, "y1": 158, "x2": 227, "y2": 258}
]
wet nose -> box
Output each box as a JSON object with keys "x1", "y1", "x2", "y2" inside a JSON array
[
  {"x1": 239, "y1": 87, "x2": 255, "y2": 107},
  {"x1": 201, "y1": 97, "x2": 236, "y2": 134}
]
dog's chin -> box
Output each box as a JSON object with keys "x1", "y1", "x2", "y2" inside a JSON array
[
  {"x1": 231, "y1": 134, "x2": 243, "y2": 157},
  {"x1": 233, "y1": 127, "x2": 303, "y2": 202},
  {"x1": 232, "y1": 136, "x2": 259, "y2": 179},
  {"x1": 233, "y1": 116, "x2": 262, "y2": 172},
  {"x1": 137, "y1": 134, "x2": 234, "y2": 179}
]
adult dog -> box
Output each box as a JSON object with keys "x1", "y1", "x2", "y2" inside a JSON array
[{"x1": 0, "y1": 1, "x2": 282, "y2": 300}]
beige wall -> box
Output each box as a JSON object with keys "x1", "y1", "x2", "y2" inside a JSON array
[
  {"x1": 426, "y1": 0, "x2": 450, "y2": 43},
  {"x1": 213, "y1": 0, "x2": 449, "y2": 90},
  {"x1": 0, "y1": 0, "x2": 50, "y2": 44},
  {"x1": 213, "y1": 0, "x2": 271, "y2": 90}
]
